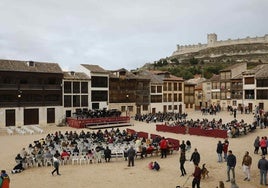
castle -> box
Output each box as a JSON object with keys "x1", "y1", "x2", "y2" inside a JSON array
[{"x1": 172, "y1": 33, "x2": 268, "y2": 56}]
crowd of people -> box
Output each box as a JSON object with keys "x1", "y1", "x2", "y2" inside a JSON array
[
  {"x1": 11, "y1": 128, "x2": 177, "y2": 176},
  {"x1": 134, "y1": 112, "x2": 188, "y2": 123}
]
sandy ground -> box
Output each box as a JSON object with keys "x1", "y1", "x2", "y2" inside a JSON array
[{"x1": 0, "y1": 110, "x2": 266, "y2": 188}]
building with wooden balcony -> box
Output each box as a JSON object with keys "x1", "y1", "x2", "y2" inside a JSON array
[
  {"x1": 0, "y1": 59, "x2": 63, "y2": 127},
  {"x1": 109, "y1": 68, "x2": 150, "y2": 116},
  {"x1": 219, "y1": 63, "x2": 247, "y2": 110},
  {"x1": 242, "y1": 64, "x2": 268, "y2": 111}
]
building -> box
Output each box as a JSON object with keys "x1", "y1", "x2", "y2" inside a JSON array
[
  {"x1": 109, "y1": 68, "x2": 150, "y2": 116},
  {"x1": 209, "y1": 74, "x2": 221, "y2": 106},
  {"x1": 219, "y1": 63, "x2": 247, "y2": 110},
  {"x1": 79, "y1": 64, "x2": 109, "y2": 110},
  {"x1": 62, "y1": 71, "x2": 90, "y2": 118},
  {"x1": 242, "y1": 64, "x2": 268, "y2": 111},
  {"x1": 0, "y1": 60, "x2": 63, "y2": 127},
  {"x1": 135, "y1": 70, "x2": 184, "y2": 114}
]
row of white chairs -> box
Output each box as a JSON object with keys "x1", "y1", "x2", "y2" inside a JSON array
[{"x1": 6, "y1": 125, "x2": 44, "y2": 135}]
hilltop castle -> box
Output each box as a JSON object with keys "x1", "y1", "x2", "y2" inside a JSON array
[{"x1": 172, "y1": 33, "x2": 268, "y2": 56}]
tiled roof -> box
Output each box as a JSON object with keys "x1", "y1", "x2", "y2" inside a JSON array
[
  {"x1": 0, "y1": 59, "x2": 62, "y2": 73},
  {"x1": 81, "y1": 64, "x2": 108, "y2": 73},
  {"x1": 63, "y1": 71, "x2": 90, "y2": 80},
  {"x1": 221, "y1": 62, "x2": 247, "y2": 72},
  {"x1": 255, "y1": 64, "x2": 268, "y2": 79},
  {"x1": 209, "y1": 74, "x2": 220, "y2": 81}
]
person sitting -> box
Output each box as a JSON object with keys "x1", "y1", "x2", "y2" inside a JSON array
[
  {"x1": 11, "y1": 161, "x2": 24, "y2": 174},
  {"x1": 60, "y1": 150, "x2": 70, "y2": 160},
  {"x1": 146, "y1": 144, "x2": 155, "y2": 156},
  {"x1": 153, "y1": 161, "x2": 160, "y2": 171},
  {"x1": 148, "y1": 161, "x2": 154, "y2": 170},
  {"x1": 15, "y1": 154, "x2": 23, "y2": 164}
]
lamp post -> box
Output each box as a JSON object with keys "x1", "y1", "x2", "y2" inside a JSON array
[
  {"x1": 18, "y1": 90, "x2": 22, "y2": 107},
  {"x1": 126, "y1": 94, "x2": 129, "y2": 117}
]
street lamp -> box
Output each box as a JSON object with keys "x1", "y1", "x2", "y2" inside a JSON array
[
  {"x1": 18, "y1": 90, "x2": 22, "y2": 107},
  {"x1": 126, "y1": 94, "x2": 129, "y2": 117}
]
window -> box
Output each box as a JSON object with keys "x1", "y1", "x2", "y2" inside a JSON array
[
  {"x1": 73, "y1": 82, "x2": 80, "y2": 93},
  {"x1": 64, "y1": 81, "x2": 71, "y2": 93},
  {"x1": 64, "y1": 95, "x2": 71, "y2": 107},
  {"x1": 81, "y1": 95, "x2": 88, "y2": 107},
  {"x1": 91, "y1": 76, "x2": 108, "y2": 87},
  {"x1": 91, "y1": 91, "x2": 108, "y2": 101},
  {"x1": 157, "y1": 86, "x2": 162, "y2": 93},
  {"x1": 151, "y1": 86, "x2": 156, "y2": 93},
  {"x1": 244, "y1": 77, "x2": 254, "y2": 85},
  {"x1": 151, "y1": 95, "x2": 162, "y2": 103},
  {"x1": 121, "y1": 106, "x2": 126, "y2": 112},
  {"x1": 257, "y1": 79, "x2": 268, "y2": 87},
  {"x1": 73, "y1": 95, "x2": 80, "y2": 107},
  {"x1": 245, "y1": 90, "x2": 254, "y2": 99},
  {"x1": 257, "y1": 90, "x2": 268, "y2": 99},
  {"x1": 179, "y1": 94, "x2": 182, "y2": 102},
  {"x1": 168, "y1": 94, "x2": 172, "y2": 102},
  {"x1": 143, "y1": 105, "x2": 148, "y2": 111},
  {"x1": 168, "y1": 83, "x2": 172, "y2": 91},
  {"x1": 173, "y1": 83, "x2": 177, "y2": 91},
  {"x1": 178, "y1": 83, "x2": 182, "y2": 91},
  {"x1": 81, "y1": 82, "x2": 88, "y2": 93},
  {"x1": 174, "y1": 93, "x2": 178, "y2": 102},
  {"x1": 168, "y1": 105, "x2": 172, "y2": 110}
]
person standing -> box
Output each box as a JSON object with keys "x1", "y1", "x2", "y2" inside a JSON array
[
  {"x1": 226, "y1": 150, "x2": 236, "y2": 182},
  {"x1": 190, "y1": 148, "x2": 200, "y2": 165},
  {"x1": 192, "y1": 163, "x2": 202, "y2": 188},
  {"x1": 0, "y1": 170, "x2": 10, "y2": 188},
  {"x1": 260, "y1": 137, "x2": 267, "y2": 156},
  {"x1": 51, "y1": 154, "x2": 61, "y2": 176},
  {"x1": 242, "y1": 151, "x2": 252, "y2": 181},
  {"x1": 159, "y1": 137, "x2": 168, "y2": 158},
  {"x1": 127, "y1": 146, "x2": 136, "y2": 167},
  {"x1": 216, "y1": 141, "x2": 223, "y2": 162},
  {"x1": 104, "y1": 146, "x2": 111, "y2": 162},
  {"x1": 223, "y1": 138, "x2": 229, "y2": 162},
  {"x1": 258, "y1": 155, "x2": 268, "y2": 186},
  {"x1": 180, "y1": 140, "x2": 186, "y2": 152},
  {"x1": 180, "y1": 151, "x2": 187, "y2": 176},
  {"x1": 254, "y1": 136, "x2": 260, "y2": 154}
]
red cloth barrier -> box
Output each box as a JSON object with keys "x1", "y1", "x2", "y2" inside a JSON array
[
  {"x1": 126, "y1": 128, "x2": 136, "y2": 135},
  {"x1": 156, "y1": 124, "x2": 186, "y2": 134},
  {"x1": 137, "y1": 131, "x2": 148, "y2": 139},
  {"x1": 150, "y1": 134, "x2": 161, "y2": 140},
  {"x1": 188, "y1": 127, "x2": 227, "y2": 138},
  {"x1": 166, "y1": 138, "x2": 180, "y2": 151}
]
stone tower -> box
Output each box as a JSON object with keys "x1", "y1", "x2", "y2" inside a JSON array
[{"x1": 207, "y1": 33, "x2": 217, "y2": 47}]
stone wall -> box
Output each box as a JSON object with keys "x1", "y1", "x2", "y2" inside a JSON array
[{"x1": 172, "y1": 33, "x2": 268, "y2": 56}]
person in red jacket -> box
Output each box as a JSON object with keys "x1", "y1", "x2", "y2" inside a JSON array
[
  {"x1": 260, "y1": 137, "x2": 267, "y2": 156},
  {"x1": 159, "y1": 137, "x2": 168, "y2": 158},
  {"x1": 192, "y1": 163, "x2": 202, "y2": 188}
]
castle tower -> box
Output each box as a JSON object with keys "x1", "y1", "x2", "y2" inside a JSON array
[{"x1": 207, "y1": 33, "x2": 217, "y2": 46}]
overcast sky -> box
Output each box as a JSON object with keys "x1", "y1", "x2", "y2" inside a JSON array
[{"x1": 0, "y1": 0, "x2": 267, "y2": 71}]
